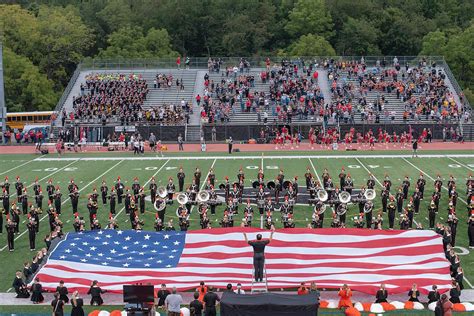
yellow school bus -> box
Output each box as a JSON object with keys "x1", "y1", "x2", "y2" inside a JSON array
[{"x1": 6, "y1": 111, "x2": 54, "y2": 130}]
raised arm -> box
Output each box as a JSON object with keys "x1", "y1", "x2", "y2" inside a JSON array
[
  {"x1": 269, "y1": 231, "x2": 274, "y2": 242},
  {"x1": 243, "y1": 232, "x2": 248, "y2": 243}
]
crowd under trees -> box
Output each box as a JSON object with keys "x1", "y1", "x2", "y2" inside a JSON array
[{"x1": 0, "y1": 0, "x2": 473, "y2": 112}]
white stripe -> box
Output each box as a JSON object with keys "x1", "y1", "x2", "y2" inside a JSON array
[
  {"x1": 447, "y1": 157, "x2": 474, "y2": 171},
  {"x1": 0, "y1": 160, "x2": 124, "y2": 252},
  {"x1": 33, "y1": 153, "x2": 474, "y2": 162},
  {"x1": 308, "y1": 158, "x2": 322, "y2": 184},
  {"x1": 189, "y1": 158, "x2": 216, "y2": 215},
  {"x1": 0, "y1": 159, "x2": 36, "y2": 176},
  {"x1": 355, "y1": 157, "x2": 383, "y2": 187},
  {"x1": 186, "y1": 230, "x2": 439, "y2": 243}
]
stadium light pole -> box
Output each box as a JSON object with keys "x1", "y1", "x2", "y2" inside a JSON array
[{"x1": 0, "y1": 41, "x2": 6, "y2": 144}]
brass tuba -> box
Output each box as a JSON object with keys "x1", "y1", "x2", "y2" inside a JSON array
[
  {"x1": 338, "y1": 191, "x2": 351, "y2": 204},
  {"x1": 317, "y1": 203, "x2": 327, "y2": 215},
  {"x1": 157, "y1": 186, "x2": 168, "y2": 198},
  {"x1": 176, "y1": 193, "x2": 188, "y2": 205},
  {"x1": 197, "y1": 190, "x2": 210, "y2": 203},
  {"x1": 154, "y1": 198, "x2": 166, "y2": 212},
  {"x1": 317, "y1": 190, "x2": 328, "y2": 202},
  {"x1": 364, "y1": 189, "x2": 376, "y2": 201}
]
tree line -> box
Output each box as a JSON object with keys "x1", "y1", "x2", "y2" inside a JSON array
[{"x1": 0, "y1": 0, "x2": 473, "y2": 112}]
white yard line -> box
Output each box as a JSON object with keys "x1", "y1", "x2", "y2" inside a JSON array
[
  {"x1": 189, "y1": 159, "x2": 217, "y2": 215},
  {"x1": 113, "y1": 159, "x2": 170, "y2": 220},
  {"x1": 308, "y1": 158, "x2": 322, "y2": 184},
  {"x1": 9, "y1": 160, "x2": 79, "y2": 199},
  {"x1": 447, "y1": 157, "x2": 474, "y2": 171},
  {"x1": 0, "y1": 160, "x2": 124, "y2": 252},
  {"x1": 33, "y1": 154, "x2": 474, "y2": 161},
  {"x1": 0, "y1": 158, "x2": 37, "y2": 176},
  {"x1": 261, "y1": 153, "x2": 264, "y2": 170},
  {"x1": 355, "y1": 158, "x2": 384, "y2": 187}
]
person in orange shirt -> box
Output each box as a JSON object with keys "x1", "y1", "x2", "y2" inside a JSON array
[
  {"x1": 338, "y1": 284, "x2": 353, "y2": 309},
  {"x1": 196, "y1": 281, "x2": 208, "y2": 302},
  {"x1": 297, "y1": 282, "x2": 309, "y2": 295}
]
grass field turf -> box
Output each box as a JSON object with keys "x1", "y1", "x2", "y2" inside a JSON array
[{"x1": 0, "y1": 151, "x2": 473, "y2": 297}]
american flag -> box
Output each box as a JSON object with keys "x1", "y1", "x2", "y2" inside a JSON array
[{"x1": 34, "y1": 228, "x2": 452, "y2": 294}]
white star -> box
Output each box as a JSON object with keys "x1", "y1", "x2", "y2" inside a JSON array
[
  {"x1": 86, "y1": 253, "x2": 92, "y2": 257},
  {"x1": 105, "y1": 234, "x2": 112, "y2": 238},
  {"x1": 134, "y1": 241, "x2": 140, "y2": 245},
  {"x1": 169, "y1": 255, "x2": 175, "y2": 259},
  {"x1": 122, "y1": 246, "x2": 129, "y2": 250},
  {"x1": 117, "y1": 230, "x2": 123, "y2": 235},
  {"x1": 125, "y1": 236, "x2": 131, "y2": 241},
  {"x1": 123, "y1": 263, "x2": 129, "y2": 267},
  {"x1": 139, "y1": 252, "x2": 145, "y2": 255},
  {"x1": 110, "y1": 249, "x2": 117, "y2": 254},
  {"x1": 98, "y1": 253, "x2": 104, "y2": 257},
  {"x1": 90, "y1": 246, "x2": 97, "y2": 251},
  {"x1": 153, "y1": 242, "x2": 160, "y2": 245},
  {"x1": 59, "y1": 256, "x2": 66, "y2": 259},
  {"x1": 97, "y1": 231, "x2": 104, "y2": 235},
  {"x1": 65, "y1": 249, "x2": 72, "y2": 254},
  {"x1": 166, "y1": 264, "x2": 172, "y2": 268},
  {"x1": 94, "y1": 236, "x2": 100, "y2": 240},
  {"x1": 127, "y1": 257, "x2": 133, "y2": 260},
  {"x1": 173, "y1": 241, "x2": 181, "y2": 245},
  {"x1": 70, "y1": 243, "x2": 76, "y2": 247},
  {"x1": 142, "y1": 244, "x2": 148, "y2": 248},
  {"x1": 156, "y1": 260, "x2": 162, "y2": 264},
  {"x1": 106, "y1": 257, "x2": 112, "y2": 260},
  {"x1": 144, "y1": 234, "x2": 151, "y2": 240},
  {"x1": 144, "y1": 263, "x2": 150, "y2": 267},
  {"x1": 162, "y1": 246, "x2": 168, "y2": 249},
  {"x1": 82, "y1": 242, "x2": 89, "y2": 246},
  {"x1": 164, "y1": 234, "x2": 170, "y2": 239},
  {"x1": 74, "y1": 237, "x2": 80, "y2": 240},
  {"x1": 101, "y1": 262, "x2": 108, "y2": 266},
  {"x1": 114, "y1": 241, "x2": 120, "y2": 245},
  {"x1": 80, "y1": 259, "x2": 87, "y2": 262},
  {"x1": 172, "y1": 249, "x2": 178, "y2": 253},
  {"x1": 151, "y1": 250, "x2": 157, "y2": 253}
]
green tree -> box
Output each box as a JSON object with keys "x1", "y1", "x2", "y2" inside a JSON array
[
  {"x1": 3, "y1": 47, "x2": 58, "y2": 112},
  {"x1": 444, "y1": 22, "x2": 474, "y2": 90},
  {"x1": 419, "y1": 30, "x2": 447, "y2": 56},
  {"x1": 285, "y1": 34, "x2": 336, "y2": 56},
  {"x1": 285, "y1": 0, "x2": 334, "y2": 40},
  {"x1": 336, "y1": 17, "x2": 381, "y2": 56},
  {"x1": 98, "y1": 26, "x2": 177, "y2": 58},
  {"x1": 97, "y1": 0, "x2": 134, "y2": 33}
]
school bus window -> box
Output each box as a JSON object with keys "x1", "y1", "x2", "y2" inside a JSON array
[{"x1": 27, "y1": 116, "x2": 33, "y2": 121}]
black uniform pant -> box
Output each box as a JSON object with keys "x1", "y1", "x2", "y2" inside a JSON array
[
  {"x1": 179, "y1": 179, "x2": 184, "y2": 192},
  {"x1": 414, "y1": 201, "x2": 420, "y2": 214},
  {"x1": 382, "y1": 199, "x2": 387, "y2": 213},
  {"x1": 158, "y1": 210, "x2": 165, "y2": 223},
  {"x1": 408, "y1": 212, "x2": 414, "y2": 228},
  {"x1": 340, "y1": 213, "x2": 346, "y2": 225},
  {"x1": 429, "y1": 212, "x2": 436, "y2": 228},
  {"x1": 388, "y1": 210, "x2": 395, "y2": 229},
  {"x1": 102, "y1": 194, "x2": 107, "y2": 204},
  {"x1": 469, "y1": 225, "x2": 474, "y2": 247},
  {"x1": 228, "y1": 144, "x2": 233, "y2": 154},
  {"x1": 7, "y1": 232, "x2": 14, "y2": 250},
  {"x1": 397, "y1": 202, "x2": 403, "y2": 213},
  {"x1": 205, "y1": 307, "x2": 217, "y2": 316},
  {"x1": 365, "y1": 213, "x2": 372, "y2": 228},
  {"x1": 210, "y1": 205, "x2": 216, "y2": 215},
  {"x1": 253, "y1": 253, "x2": 265, "y2": 282},
  {"x1": 29, "y1": 231, "x2": 36, "y2": 250}
]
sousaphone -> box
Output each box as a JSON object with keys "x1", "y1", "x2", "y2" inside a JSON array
[
  {"x1": 317, "y1": 190, "x2": 328, "y2": 202},
  {"x1": 338, "y1": 191, "x2": 351, "y2": 204},
  {"x1": 364, "y1": 189, "x2": 376, "y2": 200}
]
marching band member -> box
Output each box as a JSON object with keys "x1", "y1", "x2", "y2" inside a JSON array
[
  {"x1": 46, "y1": 179, "x2": 54, "y2": 202},
  {"x1": 200, "y1": 213, "x2": 210, "y2": 229},
  {"x1": 138, "y1": 187, "x2": 146, "y2": 214},
  {"x1": 280, "y1": 197, "x2": 292, "y2": 215},
  {"x1": 132, "y1": 177, "x2": 140, "y2": 200},
  {"x1": 90, "y1": 215, "x2": 101, "y2": 230},
  {"x1": 402, "y1": 176, "x2": 410, "y2": 199},
  {"x1": 87, "y1": 197, "x2": 98, "y2": 224},
  {"x1": 383, "y1": 174, "x2": 391, "y2": 192},
  {"x1": 131, "y1": 213, "x2": 144, "y2": 230},
  {"x1": 166, "y1": 177, "x2": 175, "y2": 202},
  {"x1": 387, "y1": 195, "x2": 396, "y2": 229},
  {"x1": 149, "y1": 177, "x2": 157, "y2": 204},
  {"x1": 208, "y1": 168, "x2": 215, "y2": 187},
  {"x1": 395, "y1": 187, "x2": 404, "y2": 213},
  {"x1": 1, "y1": 188, "x2": 10, "y2": 215},
  {"x1": 367, "y1": 173, "x2": 376, "y2": 190},
  {"x1": 194, "y1": 167, "x2": 202, "y2": 188},
  {"x1": 177, "y1": 167, "x2": 185, "y2": 192},
  {"x1": 179, "y1": 209, "x2": 189, "y2": 231},
  {"x1": 106, "y1": 214, "x2": 118, "y2": 229},
  {"x1": 35, "y1": 189, "x2": 43, "y2": 211},
  {"x1": 190, "y1": 179, "x2": 199, "y2": 202},
  {"x1": 264, "y1": 214, "x2": 273, "y2": 230},
  {"x1": 11, "y1": 203, "x2": 20, "y2": 233},
  {"x1": 338, "y1": 167, "x2": 346, "y2": 191},
  {"x1": 20, "y1": 188, "x2": 28, "y2": 215},
  {"x1": 68, "y1": 178, "x2": 78, "y2": 194},
  {"x1": 406, "y1": 198, "x2": 414, "y2": 228},
  {"x1": 165, "y1": 219, "x2": 175, "y2": 231},
  {"x1": 220, "y1": 213, "x2": 232, "y2": 228},
  {"x1": 175, "y1": 203, "x2": 186, "y2": 224},
  {"x1": 115, "y1": 177, "x2": 124, "y2": 204},
  {"x1": 26, "y1": 215, "x2": 37, "y2": 251},
  {"x1": 381, "y1": 187, "x2": 389, "y2": 213},
  {"x1": 417, "y1": 173, "x2": 426, "y2": 199},
  {"x1": 450, "y1": 186, "x2": 459, "y2": 209},
  {"x1": 412, "y1": 187, "x2": 422, "y2": 214},
  {"x1": 353, "y1": 213, "x2": 365, "y2": 228},
  {"x1": 448, "y1": 175, "x2": 456, "y2": 197},
  {"x1": 343, "y1": 174, "x2": 353, "y2": 195},
  {"x1": 90, "y1": 187, "x2": 99, "y2": 203},
  {"x1": 73, "y1": 213, "x2": 85, "y2": 232},
  {"x1": 69, "y1": 187, "x2": 78, "y2": 214},
  {"x1": 257, "y1": 168, "x2": 264, "y2": 187},
  {"x1": 208, "y1": 186, "x2": 218, "y2": 215},
  {"x1": 373, "y1": 212, "x2": 383, "y2": 230},
  {"x1": 311, "y1": 211, "x2": 322, "y2": 228},
  {"x1": 336, "y1": 201, "x2": 347, "y2": 225},
  {"x1": 432, "y1": 187, "x2": 441, "y2": 212},
  {"x1": 109, "y1": 187, "x2": 117, "y2": 214},
  {"x1": 100, "y1": 180, "x2": 108, "y2": 205},
  {"x1": 428, "y1": 200, "x2": 437, "y2": 229},
  {"x1": 2, "y1": 176, "x2": 10, "y2": 195},
  {"x1": 447, "y1": 213, "x2": 458, "y2": 246},
  {"x1": 6, "y1": 216, "x2": 16, "y2": 251},
  {"x1": 230, "y1": 184, "x2": 240, "y2": 213},
  {"x1": 399, "y1": 212, "x2": 409, "y2": 230},
  {"x1": 304, "y1": 167, "x2": 312, "y2": 190},
  {"x1": 154, "y1": 214, "x2": 163, "y2": 231},
  {"x1": 434, "y1": 174, "x2": 443, "y2": 196},
  {"x1": 15, "y1": 176, "x2": 23, "y2": 203},
  {"x1": 256, "y1": 185, "x2": 266, "y2": 215},
  {"x1": 314, "y1": 201, "x2": 325, "y2": 227},
  {"x1": 32, "y1": 178, "x2": 40, "y2": 196},
  {"x1": 198, "y1": 202, "x2": 208, "y2": 219},
  {"x1": 322, "y1": 168, "x2": 330, "y2": 188},
  {"x1": 124, "y1": 188, "x2": 132, "y2": 214}
]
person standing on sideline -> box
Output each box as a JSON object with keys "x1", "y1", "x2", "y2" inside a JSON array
[
  {"x1": 164, "y1": 287, "x2": 182, "y2": 316},
  {"x1": 149, "y1": 133, "x2": 156, "y2": 153},
  {"x1": 189, "y1": 291, "x2": 203, "y2": 316},
  {"x1": 178, "y1": 134, "x2": 184, "y2": 151},
  {"x1": 243, "y1": 229, "x2": 274, "y2": 282},
  {"x1": 211, "y1": 126, "x2": 216, "y2": 142},
  {"x1": 228, "y1": 136, "x2": 233, "y2": 154},
  {"x1": 203, "y1": 286, "x2": 220, "y2": 316},
  {"x1": 412, "y1": 139, "x2": 418, "y2": 158}
]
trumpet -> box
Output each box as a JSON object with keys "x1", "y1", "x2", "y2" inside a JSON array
[
  {"x1": 338, "y1": 191, "x2": 351, "y2": 204},
  {"x1": 176, "y1": 193, "x2": 188, "y2": 205},
  {"x1": 197, "y1": 190, "x2": 210, "y2": 203},
  {"x1": 364, "y1": 189, "x2": 376, "y2": 200},
  {"x1": 317, "y1": 190, "x2": 328, "y2": 202},
  {"x1": 157, "y1": 186, "x2": 168, "y2": 198}
]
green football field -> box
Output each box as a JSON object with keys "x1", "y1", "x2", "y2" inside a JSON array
[{"x1": 0, "y1": 150, "x2": 473, "y2": 295}]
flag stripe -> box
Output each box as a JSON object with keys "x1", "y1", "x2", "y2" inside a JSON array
[{"x1": 34, "y1": 228, "x2": 453, "y2": 295}]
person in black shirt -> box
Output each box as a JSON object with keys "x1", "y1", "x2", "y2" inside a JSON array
[
  {"x1": 56, "y1": 280, "x2": 69, "y2": 304},
  {"x1": 243, "y1": 230, "x2": 274, "y2": 282},
  {"x1": 51, "y1": 292, "x2": 65, "y2": 316},
  {"x1": 408, "y1": 283, "x2": 420, "y2": 302},
  {"x1": 375, "y1": 283, "x2": 388, "y2": 303},
  {"x1": 87, "y1": 280, "x2": 106, "y2": 306},
  {"x1": 427, "y1": 285, "x2": 440, "y2": 304},
  {"x1": 156, "y1": 283, "x2": 170, "y2": 308},
  {"x1": 12, "y1": 271, "x2": 29, "y2": 298},
  {"x1": 203, "y1": 286, "x2": 220, "y2": 316},
  {"x1": 30, "y1": 278, "x2": 44, "y2": 304},
  {"x1": 71, "y1": 291, "x2": 85, "y2": 316},
  {"x1": 189, "y1": 291, "x2": 203, "y2": 316}
]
